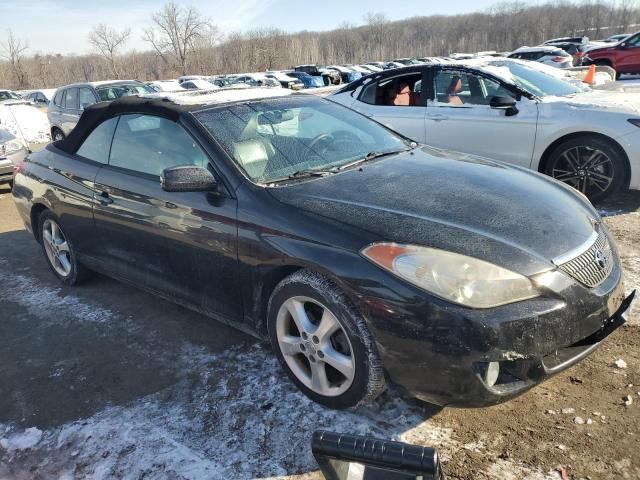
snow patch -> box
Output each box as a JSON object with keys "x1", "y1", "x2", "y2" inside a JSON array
[
  {"x1": 0, "y1": 428, "x2": 43, "y2": 452},
  {"x1": 486, "y1": 460, "x2": 560, "y2": 480},
  {"x1": 0, "y1": 258, "x2": 117, "y2": 324}
]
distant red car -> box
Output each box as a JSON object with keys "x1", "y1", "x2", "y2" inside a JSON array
[{"x1": 585, "y1": 31, "x2": 640, "y2": 78}]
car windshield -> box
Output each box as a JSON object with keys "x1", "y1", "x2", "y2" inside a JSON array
[
  {"x1": 95, "y1": 83, "x2": 155, "y2": 101},
  {"x1": 194, "y1": 96, "x2": 410, "y2": 184},
  {"x1": 0, "y1": 128, "x2": 15, "y2": 142},
  {"x1": 497, "y1": 62, "x2": 588, "y2": 97},
  {"x1": 0, "y1": 90, "x2": 20, "y2": 101}
]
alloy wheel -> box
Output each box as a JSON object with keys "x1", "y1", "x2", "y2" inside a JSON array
[
  {"x1": 275, "y1": 296, "x2": 355, "y2": 397},
  {"x1": 551, "y1": 145, "x2": 614, "y2": 197},
  {"x1": 42, "y1": 219, "x2": 72, "y2": 277}
]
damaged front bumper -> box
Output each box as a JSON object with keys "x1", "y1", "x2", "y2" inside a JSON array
[{"x1": 352, "y1": 256, "x2": 635, "y2": 408}]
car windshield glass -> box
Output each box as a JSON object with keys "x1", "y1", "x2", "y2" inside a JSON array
[
  {"x1": 499, "y1": 62, "x2": 588, "y2": 97},
  {"x1": 95, "y1": 83, "x2": 155, "y2": 101},
  {"x1": 0, "y1": 128, "x2": 15, "y2": 142},
  {"x1": 194, "y1": 96, "x2": 410, "y2": 184},
  {"x1": 0, "y1": 91, "x2": 20, "y2": 101}
]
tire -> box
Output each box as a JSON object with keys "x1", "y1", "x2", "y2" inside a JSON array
[
  {"x1": 267, "y1": 270, "x2": 385, "y2": 409},
  {"x1": 52, "y1": 128, "x2": 65, "y2": 142},
  {"x1": 38, "y1": 210, "x2": 89, "y2": 285},
  {"x1": 544, "y1": 135, "x2": 627, "y2": 202}
]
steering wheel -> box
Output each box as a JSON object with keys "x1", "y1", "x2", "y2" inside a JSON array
[{"x1": 308, "y1": 133, "x2": 335, "y2": 154}]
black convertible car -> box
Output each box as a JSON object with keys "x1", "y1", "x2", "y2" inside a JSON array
[{"x1": 12, "y1": 90, "x2": 634, "y2": 409}]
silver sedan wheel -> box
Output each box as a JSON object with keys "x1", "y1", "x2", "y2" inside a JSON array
[
  {"x1": 53, "y1": 131, "x2": 64, "y2": 141},
  {"x1": 42, "y1": 219, "x2": 72, "y2": 277},
  {"x1": 551, "y1": 146, "x2": 613, "y2": 196},
  {"x1": 276, "y1": 296, "x2": 355, "y2": 397}
]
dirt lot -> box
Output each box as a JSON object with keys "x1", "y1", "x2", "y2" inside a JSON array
[{"x1": 0, "y1": 184, "x2": 638, "y2": 480}]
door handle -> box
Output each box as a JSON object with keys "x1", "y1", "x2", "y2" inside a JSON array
[
  {"x1": 99, "y1": 190, "x2": 113, "y2": 205},
  {"x1": 427, "y1": 113, "x2": 448, "y2": 121}
]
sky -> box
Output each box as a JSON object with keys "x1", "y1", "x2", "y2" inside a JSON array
[{"x1": 5, "y1": 0, "x2": 502, "y2": 55}]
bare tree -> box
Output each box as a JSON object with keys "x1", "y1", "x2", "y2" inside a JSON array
[
  {"x1": 1, "y1": 31, "x2": 29, "y2": 89},
  {"x1": 88, "y1": 24, "x2": 131, "y2": 79},
  {"x1": 142, "y1": 2, "x2": 212, "y2": 75}
]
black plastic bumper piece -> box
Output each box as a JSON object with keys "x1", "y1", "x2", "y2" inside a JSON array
[{"x1": 312, "y1": 430, "x2": 445, "y2": 480}]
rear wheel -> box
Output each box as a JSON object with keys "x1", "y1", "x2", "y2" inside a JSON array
[
  {"x1": 268, "y1": 270, "x2": 385, "y2": 409},
  {"x1": 52, "y1": 128, "x2": 65, "y2": 142},
  {"x1": 544, "y1": 136, "x2": 626, "y2": 202},
  {"x1": 38, "y1": 210, "x2": 88, "y2": 285}
]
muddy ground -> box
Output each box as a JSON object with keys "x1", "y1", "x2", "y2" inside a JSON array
[{"x1": 0, "y1": 184, "x2": 638, "y2": 480}]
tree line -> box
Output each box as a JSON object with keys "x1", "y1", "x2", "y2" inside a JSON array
[{"x1": 1, "y1": 0, "x2": 640, "y2": 90}]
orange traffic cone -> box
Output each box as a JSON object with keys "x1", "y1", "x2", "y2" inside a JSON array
[{"x1": 583, "y1": 64, "x2": 596, "y2": 85}]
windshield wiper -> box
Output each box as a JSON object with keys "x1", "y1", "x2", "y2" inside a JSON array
[
  {"x1": 288, "y1": 168, "x2": 337, "y2": 179},
  {"x1": 337, "y1": 148, "x2": 410, "y2": 171},
  {"x1": 265, "y1": 168, "x2": 337, "y2": 184}
]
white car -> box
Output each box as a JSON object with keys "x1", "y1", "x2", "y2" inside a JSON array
[
  {"x1": 330, "y1": 58, "x2": 640, "y2": 201},
  {"x1": 180, "y1": 79, "x2": 219, "y2": 91},
  {"x1": 508, "y1": 46, "x2": 574, "y2": 68},
  {"x1": 147, "y1": 80, "x2": 183, "y2": 92},
  {"x1": 0, "y1": 97, "x2": 50, "y2": 148}
]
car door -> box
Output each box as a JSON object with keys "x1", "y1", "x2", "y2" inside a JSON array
[
  {"x1": 49, "y1": 117, "x2": 118, "y2": 260},
  {"x1": 61, "y1": 87, "x2": 81, "y2": 135},
  {"x1": 345, "y1": 68, "x2": 428, "y2": 142},
  {"x1": 424, "y1": 68, "x2": 538, "y2": 168},
  {"x1": 92, "y1": 113, "x2": 242, "y2": 322},
  {"x1": 616, "y1": 33, "x2": 640, "y2": 73}
]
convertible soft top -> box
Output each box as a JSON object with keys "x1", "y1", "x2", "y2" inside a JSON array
[{"x1": 55, "y1": 88, "x2": 294, "y2": 154}]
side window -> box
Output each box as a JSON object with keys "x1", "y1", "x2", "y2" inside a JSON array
[
  {"x1": 626, "y1": 34, "x2": 640, "y2": 47},
  {"x1": 75, "y1": 117, "x2": 118, "y2": 164},
  {"x1": 109, "y1": 114, "x2": 208, "y2": 176},
  {"x1": 482, "y1": 77, "x2": 516, "y2": 101},
  {"x1": 63, "y1": 88, "x2": 78, "y2": 110},
  {"x1": 358, "y1": 72, "x2": 423, "y2": 107},
  {"x1": 79, "y1": 88, "x2": 97, "y2": 109},
  {"x1": 433, "y1": 71, "x2": 513, "y2": 107},
  {"x1": 53, "y1": 90, "x2": 63, "y2": 107}
]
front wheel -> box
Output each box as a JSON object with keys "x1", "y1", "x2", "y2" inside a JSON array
[
  {"x1": 268, "y1": 270, "x2": 385, "y2": 409},
  {"x1": 544, "y1": 136, "x2": 627, "y2": 202},
  {"x1": 52, "y1": 128, "x2": 65, "y2": 142}
]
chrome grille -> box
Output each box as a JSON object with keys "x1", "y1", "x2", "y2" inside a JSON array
[{"x1": 557, "y1": 229, "x2": 614, "y2": 288}]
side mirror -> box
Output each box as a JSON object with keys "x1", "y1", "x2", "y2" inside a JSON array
[
  {"x1": 489, "y1": 95, "x2": 519, "y2": 116},
  {"x1": 312, "y1": 431, "x2": 445, "y2": 480},
  {"x1": 161, "y1": 165, "x2": 217, "y2": 193}
]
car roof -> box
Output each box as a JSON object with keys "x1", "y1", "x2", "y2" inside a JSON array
[
  {"x1": 59, "y1": 80, "x2": 145, "y2": 89},
  {"x1": 511, "y1": 45, "x2": 564, "y2": 53},
  {"x1": 544, "y1": 36, "x2": 588, "y2": 44}
]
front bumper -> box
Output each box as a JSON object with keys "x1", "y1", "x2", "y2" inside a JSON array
[
  {"x1": 616, "y1": 128, "x2": 640, "y2": 190},
  {"x1": 0, "y1": 148, "x2": 27, "y2": 184},
  {"x1": 346, "y1": 250, "x2": 634, "y2": 407}
]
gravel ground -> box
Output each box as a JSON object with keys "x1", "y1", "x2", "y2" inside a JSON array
[{"x1": 0, "y1": 184, "x2": 638, "y2": 480}]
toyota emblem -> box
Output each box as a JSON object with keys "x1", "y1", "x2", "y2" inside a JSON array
[{"x1": 594, "y1": 249, "x2": 607, "y2": 270}]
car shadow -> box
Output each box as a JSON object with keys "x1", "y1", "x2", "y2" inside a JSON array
[{"x1": 595, "y1": 189, "x2": 640, "y2": 216}]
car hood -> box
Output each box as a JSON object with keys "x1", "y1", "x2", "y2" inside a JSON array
[
  {"x1": 268, "y1": 147, "x2": 600, "y2": 275},
  {"x1": 0, "y1": 104, "x2": 50, "y2": 144},
  {"x1": 540, "y1": 89, "x2": 640, "y2": 115}
]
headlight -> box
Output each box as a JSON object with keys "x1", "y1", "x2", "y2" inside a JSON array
[
  {"x1": 3, "y1": 140, "x2": 24, "y2": 154},
  {"x1": 361, "y1": 243, "x2": 539, "y2": 309}
]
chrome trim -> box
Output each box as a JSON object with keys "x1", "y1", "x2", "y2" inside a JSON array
[{"x1": 552, "y1": 229, "x2": 598, "y2": 266}]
